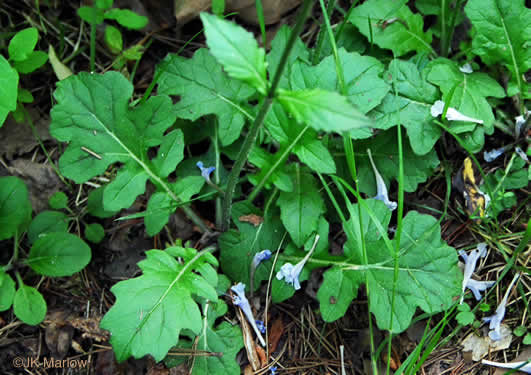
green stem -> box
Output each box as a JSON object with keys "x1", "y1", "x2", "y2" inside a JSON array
[
  {"x1": 89, "y1": 20, "x2": 96, "y2": 73},
  {"x1": 220, "y1": 0, "x2": 314, "y2": 231},
  {"x1": 312, "y1": 0, "x2": 337, "y2": 65},
  {"x1": 247, "y1": 125, "x2": 310, "y2": 202}
]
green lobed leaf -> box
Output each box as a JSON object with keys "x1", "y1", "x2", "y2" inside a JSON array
[
  {"x1": 50, "y1": 72, "x2": 178, "y2": 211},
  {"x1": 200, "y1": 13, "x2": 267, "y2": 94},
  {"x1": 349, "y1": 0, "x2": 433, "y2": 57},
  {"x1": 290, "y1": 49, "x2": 390, "y2": 116},
  {"x1": 277, "y1": 88, "x2": 372, "y2": 133},
  {"x1": 369, "y1": 59, "x2": 441, "y2": 155},
  {"x1": 104, "y1": 8, "x2": 148, "y2": 29},
  {"x1": 27, "y1": 211, "x2": 70, "y2": 244},
  {"x1": 0, "y1": 55, "x2": 19, "y2": 126},
  {"x1": 0, "y1": 176, "x2": 32, "y2": 240},
  {"x1": 317, "y1": 211, "x2": 461, "y2": 332},
  {"x1": 277, "y1": 169, "x2": 325, "y2": 247},
  {"x1": 100, "y1": 247, "x2": 219, "y2": 362},
  {"x1": 27, "y1": 232, "x2": 91, "y2": 276},
  {"x1": 172, "y1": 302, "x2": 243, "y2": 375},
  {"x1": 426, "y1": 58, "x2": 505, "y2": 136},
  {"x1": 465, "y1": 0, "x2": 531, "y2": 97},
  {"x1": 158, "y1": 49, "x2": 254, "y2": 146},
  {"x1": 8, "y1": 27, "x2": 39, "y2": 62},
  {"x1": 13, "y1": 285, "x2": 47, "y2": 325},
  {"x1": 87, "y1": 187, "x2": 118, "y2": 218},
  {"x1": 0, "y1": 271, "x2": 16, "y2": 311}
]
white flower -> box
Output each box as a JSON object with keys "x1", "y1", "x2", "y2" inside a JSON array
[
  {"x1": 459, "y1": 63, "x2": 473, "y2": 74},
  {"x1": 459, "y1": 243, "x2": 491, "y2": 303},
  {"x1": 483, "y1": 274, "x2": 520, "y2": 341},
  {"x1": 276, "y1": 235, "x2": 320, "y2": 290},
  {"x1": 481, "y1": 359, "x2": 531, "y2": 374},
  {"x1": 430, "y1": 100, "x2": 484, "y2": 124},
  {"x1": 231, "y1": 282, "x2": 265, "y2": 346},
  {"x1": 366, "y1": 149, "x2": 397, "y2": 211}
]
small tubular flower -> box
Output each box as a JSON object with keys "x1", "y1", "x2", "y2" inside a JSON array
[
  {"x1": 252, "y1": 249, "x2": 272, "y2": 269},
  {"x1": 196, "y1": 161, "x2": 215, "y2": 183},
  {"x1": 276, "y1": 235, "x2": 320, "y2": 290},
  {"x1": 255, "y1": 320, "x2": 266, "y2": 334},
  {"x1": 515, "y1": 146, "x2": 529, "y2": 162},
  {"x1": 459, "y1": 243, "x2": 491, "y2": 303},
  {"x1": 231, "y1": 282, "x2": 265, "y2": 346},
  {"x1": 430, "y1": 100, "x2": 484, "y2": 124},
  {"x1": 483, "y1": 273, "x2": 520, "y2": 341},
  {"x1": 483, "y1": 147, "x2": 505, "y2": 162},
  {"x1": 459, "y1": 63, "x2": 473, "y2": 74},
  {"x1": 367, "y1": 149, "x2": 397, "y2": 211},
  {"x1": 270, "y1": 366, "x2": 278, "y2": 375},
  {"x1": 481, "y1": 359, "x2": 531, "y2": 374}
]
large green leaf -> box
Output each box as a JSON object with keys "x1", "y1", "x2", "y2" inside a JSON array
[
  {"x1": 0, "y1": 55, "x2": 18, "y2": 126},
  {"x1": 100, "y1": 247, "x2": 219, "y2": 362},
  {"x1": 169, "y1": 301, "x2": 243, "y2": 375},
  {"x1": 200, "y1": 13, "x2": 267, "y2": 95},
  {"x1": 465, "y1": 0, "x2": 531, "y2": 97},
  {"x1": 277, "y1": 89, "x2": 372, "y2": 133},
  {"x1": 316, "y1": 210, "x2": 461, "y2": 332},
  {"x1": 349, "y1": 0, "x2": 433, "y2": 57},
  {"x1": 218, "y1": 202, "x2": 284, "y2": 289},
  {"x1": 290, "y1": 49, "x2": 390, "y2": 116},
  {"x1": 277, "y1": 169, "x2": 325, "y2": 247},
  {"x1": 426, "y1": 58, "x2": 505, "y2": 135},
  {"x1": 8, "y1": 27, "x2": 38, "y2": 62},
  {"x1": 369, "y1": 59, "x2": 441, "y2": 155},
  {"x1": 158, "y1": 49, "x2": 254, "y2": 146},
  {"x1": 0, "y1": 176, "x2": 32, "y2": 240},
  {"x1": 0, "y1": 271, "x2": 16, "y2": 311},
  {"x1": 50, "y1": 72, "x2": 178, "y2": 210}
]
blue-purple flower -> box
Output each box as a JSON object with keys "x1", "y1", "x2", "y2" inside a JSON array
[
  {"x1": 252, "y1": 249, "x2": 272, "y2": 269},
  {"x1": 483, "y1": 274, "x2": 520, "y2": 341},
  {"x1": 231, "y1": 282, "x2": 265, "y2": 346},
  {"x1": 270, "y1": 366, "x2": 278, "y2": 375},
  {"x1": 255, "y1": 320, "x2": 266, "y2": 334},
  {"x1": 276, "y1": 235, "x2": 319, "y2": 290},
  {"x1": 459, "y1": 243, "x2": 493, "y2": 303},
  {"x1": 196, "y1": 161, "x2": 215, "y2": 183},
  {"x1": 367, "y1": 149, "x2": 397, "y2": 211}
]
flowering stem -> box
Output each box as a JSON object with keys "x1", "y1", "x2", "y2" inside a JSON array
[{"x1": 220, "y1": 0, "x2": 314, "y2": 232}]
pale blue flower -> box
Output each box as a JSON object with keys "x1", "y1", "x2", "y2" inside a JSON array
[
  {"x1": 459, "y1": 243, "x2": 490, "y2": 303},
  {"x1": 459, "y1": 63, "x2": 473, "y2": 74},
  {"x1": 431, "y1": 100, "x2": 484, "y2": 124},
  {"x1": 483, "y1": 274, "x2": 520, "y2": 341},
  {"x1": 196, "y1": 161, "x2": 215, "y2": 183},
  {"x1": 367, "y1": 149, "x2": 397, "y2": 211},
  {"x1": 481, "y1": 359, "x2": 531, "y2": 374},
  {"x1": 484, "y1": 147, "x2": 505, "y2": 162},
  {"x1": 252, "y1": 249, "x2": 272, "y2": 269},
  {"x1": 270, "y1": 366, "x2": 278, "y2": 375},
  {"x1": 231, "y1": 282, "x2": 265, "y2": 346},
  {"x1": 276, "y1": 235, "x2": 320, "y2": 290},
  {"x1": 515, "y1": 146, "x2": 529, "y2": 162}
]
